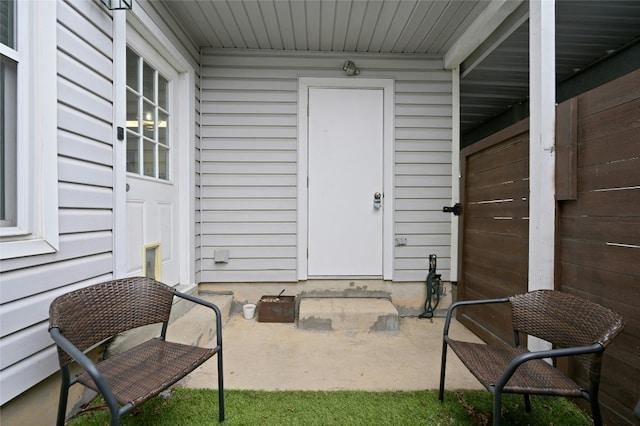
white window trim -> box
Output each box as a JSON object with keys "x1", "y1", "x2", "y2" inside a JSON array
[{"x1": 0, "y1": 0, "x2": 58, "y2": 259}]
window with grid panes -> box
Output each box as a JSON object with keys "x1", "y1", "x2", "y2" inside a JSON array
[
  {"x1": 0, "y1": 0, "x2": 57, "y2": 259},
  {"x1": 126, "y1": 47, "x2": 170, "y2": 181},
  {"x1": 1, "y1": 0, "x2": 17, "y2": 227}
]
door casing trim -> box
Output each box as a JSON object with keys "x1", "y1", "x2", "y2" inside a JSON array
[{"x1": 297, "y1": 78, "x2": 395, "y2": 281}]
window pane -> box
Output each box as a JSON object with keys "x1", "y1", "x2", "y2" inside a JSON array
[
  {"x1": 125, "y1": 46, "x2": 170, "y2": 182},
  {"x1": 142, "y1": 100, "x2": 154, "y2": 139},
  {"x1": 158, "y1": 74, "x2": 168, "y2": 109},
  {"x1": 126, "y1": 47, "x2": 139, "y2": 92},
  {"x1": 126, "y1": 89, "x2": 139, "y2": 133},
  {"x1": 126, "y1": 134, "x2": 140, "y2": 173},
  {"x1": 143, "y1": 61, "x2": 154, "y2": 100},
  {"x1": 1, "y1": 56, "x2": 17, "y2": 226},
  {"x1": 158, "y1": 110, "x2": 168, "y2": 146},
  {"x1": 0, "y1": 0, "x2": 15, "y2": 49},
  {"x1": 158, "y1": 145, "x2": 169, "y2": 180},
  {"x1": 143, "y1": 140, "x2": 156, "y2": 178}
]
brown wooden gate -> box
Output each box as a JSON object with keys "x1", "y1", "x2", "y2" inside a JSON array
[
  {"x1": 458, "y1": 68, "x2": 640, "y2": 425},
  {"x1": 458, "y1": 120, "x2": 530, "y2": 346}
]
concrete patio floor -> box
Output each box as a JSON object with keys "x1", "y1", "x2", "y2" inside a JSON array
[{"x1": 172, "y1": 295, "x2": 484, "y2": 392}]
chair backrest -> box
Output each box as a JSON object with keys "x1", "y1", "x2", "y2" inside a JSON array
[
  {"x1": 49, "y1": 277, "x2": 175, "y2": 367},
  {"x1": 509, "y1": 290, "x2": 624, "y2": 380},
  {"x1": 509, "y1": 290, "x2": 624, "y2": 348}
]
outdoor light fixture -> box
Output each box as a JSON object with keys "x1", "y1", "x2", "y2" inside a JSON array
[
  {"x1": 100, "y1": 0, "x2": 132, "y2": 10},
  {"x1": 342, "y1": 60, "x2": 360, "y2": 76}
]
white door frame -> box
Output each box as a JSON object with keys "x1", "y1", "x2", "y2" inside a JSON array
[
  {"x1": 113, "y1": 11, "x2": 196, "y2": 287},
  {"x1": 297, "y1": 78, "x2": 395, "y2": 281}
]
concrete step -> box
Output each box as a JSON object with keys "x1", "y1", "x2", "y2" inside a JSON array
[
  {"x1": 167, "y1": 293, "x2": 233, "y2": 346},
  {"x1": 298, "y1": 297, "x2": 399, "y2": 332}
]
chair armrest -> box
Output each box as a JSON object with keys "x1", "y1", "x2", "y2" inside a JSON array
[
  {"x1": 443, "y1": 297, "x2": 510, "y2": 338},
  {"x1": 49, "y1": 327, "x2": 122, "y2": 411},
  {"x1": 174, "y1": 291, "x2": 224, "y2": 348},
  {"x1": 495, "y1": 342, "x2": 605, "y2": 391}
]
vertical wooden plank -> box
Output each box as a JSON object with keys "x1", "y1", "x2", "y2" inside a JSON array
[{"x1": 555, "y1": 98, "x2": 578, "y2": 200}]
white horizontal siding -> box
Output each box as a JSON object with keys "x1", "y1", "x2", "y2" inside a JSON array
[
  {"x1": 58, "y1": 157, "x2": 113, "y2": 188},
  {"x1": 58, "y1": 51, "x2": 112, "y2": 101},
  {"x1": 58, "y1": 78, "x2": 112, "y2": 122},
  {"x1": 1, "y1": 0, "x2": 204, "y2": 404},
  {"x1": 0, "y1": 346, "x2": 60, "y2": 407},
  {"x1": 58, "y1": 129, "x2": 113, "y2": 165},
  {"x1": 58, "y1": 103, "x2": 113, "y2": 143},
  {"x1": 59, "y1": 209, "x2": 113, "y2": 234},
  {"x1": 200, "y1": 49, "x2": 452, "y2": 282},
  {"x1": 0, "y1": 0, "x2": 117, "y2": 406}
]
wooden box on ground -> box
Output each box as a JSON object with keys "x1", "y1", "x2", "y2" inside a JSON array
[{"x1": 257, "y1": 295, "x2": 295, "y2": 323}]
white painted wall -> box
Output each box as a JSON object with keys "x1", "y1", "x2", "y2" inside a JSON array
[{"x1": 199, "y1": 50, "x2": 454, "y2": 282}]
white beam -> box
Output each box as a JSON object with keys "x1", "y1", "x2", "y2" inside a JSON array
[
  {"x1": 460, "y1": 2, "x2": 529, "y2": 78},
  {"x1": 528, "y1": 0, "x2": 556, "y2": 352},
  {"x1": 444, "y1": 0, "x2": 523, "y2": 70}
]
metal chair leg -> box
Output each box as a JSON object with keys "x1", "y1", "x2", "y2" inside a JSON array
[
  {"x1": 56, "y1": 367, "x2": 70, "y2": 426},
  {"x1": 590, "y1": 382, "x2": 602, "y2": 426},
  {"x1": 438, "y1": 340, "x2": 448, "y2": 402},
  {"x1": 493, "y1": 390, "x2": 503, "y2": 426},
  {"x1": 218, "y1": 350, "x2": 225, "y2": 422},
  {"x1": 524, "y1": 394, "x2": 532, "y2": 412}
]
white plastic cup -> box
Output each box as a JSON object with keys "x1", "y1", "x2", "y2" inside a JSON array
[{"x1": 243, "y1": 303, "x2": 256, "y2": 320}]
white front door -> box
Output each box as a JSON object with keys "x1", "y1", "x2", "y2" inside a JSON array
[
  {"x1": 307, "y1": 88, "x2": 384, "y2": 277},
  {"x1": 125, "y1": 46, "x2": 180, "y2": 285}
]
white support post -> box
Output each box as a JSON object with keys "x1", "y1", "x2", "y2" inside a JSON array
[
  {"x1": 450, "y1": 68, "x2": 461, "y2": 282},
  {"x1": 528, "y1": 0, "x2": 556, "y2": 352},
  {"x1": 113, "y1": 10, "x2": 127, "y2": 278}
]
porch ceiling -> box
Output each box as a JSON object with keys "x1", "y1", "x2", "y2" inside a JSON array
[{"x1": 163, "y1": 0, "x2": 640, "y2": 137}]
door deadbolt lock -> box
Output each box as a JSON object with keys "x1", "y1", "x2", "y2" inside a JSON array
[{"x1": 373, "y1": 192, "x2": 382, "y2": 209}]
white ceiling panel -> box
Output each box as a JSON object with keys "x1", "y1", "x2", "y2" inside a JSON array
[
  {"x1": 160, "y1": 0, "x2": 640, "y2": 137},
  {"x1": 163, "y1": 0, "x2": 493, "y2": 53}
]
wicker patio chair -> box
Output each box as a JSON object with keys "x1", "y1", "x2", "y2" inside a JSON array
[
  {"x1": 439, "y1": 289, "x2": 624, "y2": 426},
  {"x1": 49, "y1": 277, "x2": 224, "y2": 426}
]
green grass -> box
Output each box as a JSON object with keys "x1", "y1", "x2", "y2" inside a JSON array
[{"x1": 67, "y1": 389, "x2": 593, "y2": 426}]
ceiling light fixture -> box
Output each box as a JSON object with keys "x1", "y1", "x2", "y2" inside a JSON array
[{"x1": 342, "y1": 60, "x2": 360, "y2": 76}]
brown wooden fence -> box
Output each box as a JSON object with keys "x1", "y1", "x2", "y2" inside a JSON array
[
  {"x1": 458, "y1": 119, "x2": 530, "y2": 346},
  {"x1": 458, "y1": 68, "x2": 639, "y2": 425},
  {"x1": 555, "y1": 68, "x2": 639, "y2": 425}
]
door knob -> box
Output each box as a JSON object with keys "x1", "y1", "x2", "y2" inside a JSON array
[{"x1": 373, "y1": 192, "x2": 382, "y2": 209}]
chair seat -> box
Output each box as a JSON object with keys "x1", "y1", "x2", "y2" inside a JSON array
[
  {"x1": 448, "y1": 339, "x2": 584, "y2": 397},
  {"x1": 77, "y1": 338, "x2": 218, "y2": 407}
]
